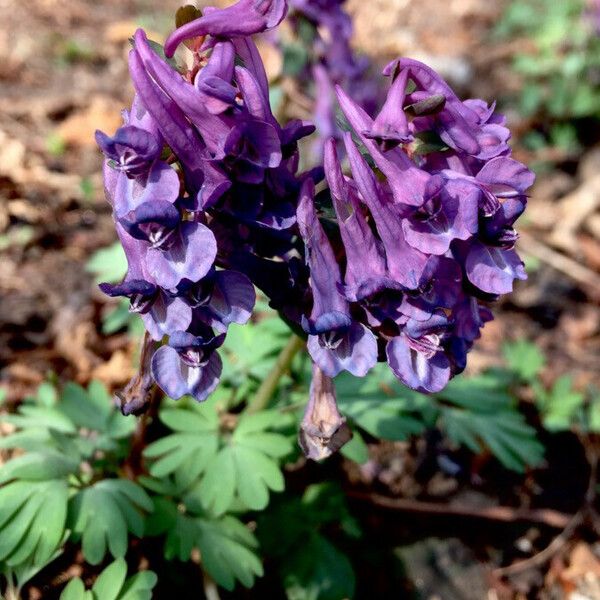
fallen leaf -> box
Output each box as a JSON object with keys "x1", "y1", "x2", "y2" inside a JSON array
[{"x1": 56, "y1": 96, "x2": 122, "y2": 148}]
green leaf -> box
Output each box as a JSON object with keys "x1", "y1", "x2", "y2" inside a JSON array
[
  {"x1": 0, "y1": 451, "x2": 79, "y2": 484},
  {"x1": 221, "y1": 318, "x2": 290, "y2": 385},
  {"x1": 337, "y1": 366, "x2": 429, "y2": 441},
  {"x1": 502, "y1": 339, "x2": 545, "y2": 381},
  {"x1": 61, "y1": 577, "x2": 86, "y2": 600},
  {"x1": 282, "y1": 533, "x2": 355, "y2": 600},
  {"x1": 60, "y1": 561, "x2": 157, "y2": 600},
  {"x1": 86, "y1": 242, "x2": 127, "y2": 284},
  {"x1": 91, "y1": 558, "x2": 128, "y2": 600},
  {"x1": 232, "y1": 446, "x2": 284, "y2": 510},
  {"x1": 340, "y1": 429, "x2": 369, "y2": 464},
  {"x1": 1, "y1": 404, "x2": 76, "y2": 435},
  {"x1": 61, "y1": 381, "x2": 112, "y2": 430},
  {"x1": 196, "y1": 515, "x2": 263, "y2": 590},
  {"x1": 0, "y1": 479, "x2": 68, "y2": 567},
  {"x1": 535, "y1": 374, "x2": 585, "y2": 431},
  {"x1": 118, "y1": 570, "x2": 158, "y2": 600},
  {"x1": 197, "y1": 446, "x2": 236, "y2": 515},
  {"x1": 70, "y1": 480, "x2": 151, "y2": 565},
  {"x1": 441, "y1": 405, "x2": 544, "y2": 472}
]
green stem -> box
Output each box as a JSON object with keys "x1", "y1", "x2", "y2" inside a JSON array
[{"x1": 246, "y1": 335, "x2": 306, "y2": 414}]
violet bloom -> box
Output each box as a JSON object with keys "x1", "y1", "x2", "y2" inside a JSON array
[
  {"x1": 297, "y1": 180, "x2": 378, "y2": 377},
  {"x1": 401, "y1": 175, "x2": 480, "y2": 256},
  {"x1": 95, "y1": 126, "x2": 162, "y2": 178},
  {"x1": 387, "y1": 312, "x2": 451, "y2": 394},
  {"x1": 164, "y1": 0, "x2": 288, "y2": 58},
  {"x1": 151, "y1": 330, "x2": 224, "y2": 402},
  {"x1": 100, "y1": 280, "x2": 192, "y2": 341},
  {"x1": 181, "y1": 269, "x2": 256, "y2": 333},
  {"x1": 119, "y1": 200, "x2": 217, "y2": 289},
  {"x1": 323, "y1": 138, "x2": 389, "y2": 301},
  {"x1": 383, "y1": 58, "x2": 511, "y2": 160},
  {"x1": 343, "y1": 132, "x2": 430, "y2": 290}
]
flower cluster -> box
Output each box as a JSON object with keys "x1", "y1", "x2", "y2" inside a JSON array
[
  {"x1": 97, "y1": 0, "x2": 316, "y2": 408},
  {"x1": 98, "y1": 0, "x2": 533, "y2": 456},
  {"x1": 299, "y1": 59, "x2": 533, "y2": 394}
]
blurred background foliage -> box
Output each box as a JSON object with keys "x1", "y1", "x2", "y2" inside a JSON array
[{"x1": 1, "y1": 0, "x2": 600, "y2": 598}]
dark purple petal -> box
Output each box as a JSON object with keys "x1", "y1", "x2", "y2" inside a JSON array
[
  {"x1": 386, "y1": 334, "x2": 450, "y2": 393},
  {"x1": 222, "y1": 119, "x2": 282, "y2": 169},
  {"x1": 96, "y1": 125, "x2": 162, "y2": 178},
  {"x1": 475, "y1": 123, "x2": 510, "y2": 160},
  {"x1": 336, "y1": 86, "x2": 428, "y2": 207},
  {"x1": 132, "y1": 30, "x2": 231, "y2": 156},
  {"x1": 402, "y1": 177, "x2": 480, "y2": 255},
  {"x1": 232, "y1": 37, "x2": 270, "y2": 102},
  {"x1": 297, "y1": 179, "x2": 350, "y2": 324},
  {"x1": 119, "y1": 200, "x2": 180, "y2": 244},
  {"x1": 476, "y1": 156, "x2": 535, "y2": 198},
  {"x1": 324, "y1": 138, "x2": 388, "y2": 301},
  {"x1": 234, "y1": 66, "x2": 275, "y2": 124},
  {"x1": 364, "y1": 67, "x2": 412, "y2": 149},
  {"x1": 164, "y1": 0, "x2": 288, "y2": 57},
  {"x1": 151, "y1": 345, "x2": 222, "y2": 402},
  {"x1": 192, "y1": 270, "x2": 256, "y2": 332},
  {"x1": 344, "y1": 133, "x2": 429, "y2": 289},
  {"x1": 308, "y1": 321, "x2": 378, "y2": 377},
  {"x1": 142, "y1": 295, "x2": 193, "y2": 341},
  {"x1": 106, "y1": 161, "x2": 180, "y2": 218},
  {"x1": 465, "y1": 241, "x2": 527, "y2": 295},
  {"x1": 146, "y1": 222, "x2": 217, "y2": 289}
]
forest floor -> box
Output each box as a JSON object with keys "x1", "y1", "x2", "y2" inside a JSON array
[{"x1": 1, "y1": 0, "x2": 600, "y2": 598}]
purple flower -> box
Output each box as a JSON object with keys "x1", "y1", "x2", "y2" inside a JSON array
[
  {"x1": 99, "y1": 0, "x2": 534, "y2": 451},
  {"x1": 297, "y1": 180, "x2": 378, "y2": 377},
  {"x1": 164, "y1": 0, "x2": 288, "y2": 58},
  {"x1": 465, "y1": 241, "x2": 526, "y2": 295},
  {"x1": 363, "y1": 67, "x2": 413, "y2": 150},
  {"x1": 95, "y1": 126, "x2": 162, "y2": 178},
  {"x1": 100, "y1": 280, "x2": 192, "y2": 341},
  {"x1": 119, "y1": 200, "x2": 217, "y2": 289},
  {"x1": 387, "y1": 313, "x2": 451, "y2": 393},
  {"x1": 343, "y1": 132, "x2": 430, "y2": 290},
  {"x1": 182, "y1": 269, "x2": 256, "y2": 333},
  {"x1": 151, "y1": 330, "x2": 224, "y2": 402},
  {"x1": 103, "y1": 160, "x2": 180, "y2": 219},
  {"x1": 402, "y1": 175, "x2": 480, "y2": 256},
  {"x1": 323, "y1": 138, "x2": 389, "y2": 301}
]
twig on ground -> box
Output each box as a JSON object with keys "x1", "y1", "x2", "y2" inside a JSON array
[
  {"x1": 518, "y1": 232, "x2": 600, "y2": 298},
  {"x1": 348, "y1": 492, "x2": 573, "y2": 529},
  {"x1": 492, "y1": 437, "x2": 598, "y2": 577}
]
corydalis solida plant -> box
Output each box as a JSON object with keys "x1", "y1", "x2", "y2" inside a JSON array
[{"x1": 97, "y1": 0, "x2": 533, "y2": 458}]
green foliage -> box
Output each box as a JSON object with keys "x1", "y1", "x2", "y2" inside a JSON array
[
  {"x1": 0, "y1": 380, "x2": 149, "y2": 577},
  {"x1": 70, "y1": 479, "x2": 152, "y2": 564},
  {"x1": 258, "y1": 484, "x2": 359, "y2": 600},
  {"x1": 336, "y1": 353, "x2": 545, "y2": 473},
  {"x1": 438, "y1": 373, "x2": 545, "y2": 472},
  {"x1": 498, "y1": 0, "x2": 600, "y2": 155},
  {"x1": 148, "y1": 502, "x2": 264, "y2": 590},
  {"x1": 86, "y1": 242, "x2": 128, "y2": 284},
  {"x1": 1, "y1": 324, "x2": 591, "y2": 598},
  {"x1": 502, "y1": 339, "x2": 545, "y2": 382},
  {"x1": 144, "y1": 399, "x2": 294, "y2": 516},
  {"x1": 60, "y1": 559, "x2": 157, "y2": 600}
]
